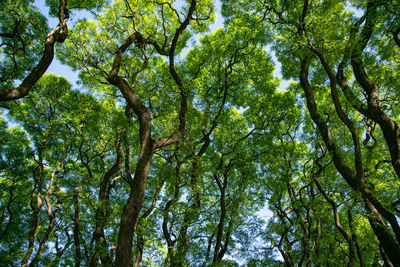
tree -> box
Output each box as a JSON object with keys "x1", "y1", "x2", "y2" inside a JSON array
[
  {"x1": 1, "y1": 0, "x2": 399, "y2": 266},
  {"x1": 222, "y1": 0, "x2": 400, "y2": 265}
]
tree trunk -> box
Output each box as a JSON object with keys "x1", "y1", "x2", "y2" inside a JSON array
[{"x1": 114, "y1": 138, "x2": 154, "y2": 266}]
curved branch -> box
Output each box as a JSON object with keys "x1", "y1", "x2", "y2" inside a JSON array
[
  {"x1": 300, "y1": 57, "x2": 359, "y2": 189},
  {"x1": 0, "y1": 0, "x2": 69, "y2": 101},
  {"x1": 153, "y1": 0, "x2": 197, "y2": 149},
  {"x1": 314, "y1": 177, "x2": 355, "y2": 267},
  {"x1": 307, "y1": 40, "x2": 364, "y2": 181},
  {"x1": 349, "y1": 3, "x2": 400, "y2": 178},
  {"x1": 107, "y1": 32, "x2": 152, "y2": 144}
]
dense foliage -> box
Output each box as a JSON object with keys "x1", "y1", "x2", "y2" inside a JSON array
[{"x1": 1, "y1": 0, "x2": 399, "y2": 266}]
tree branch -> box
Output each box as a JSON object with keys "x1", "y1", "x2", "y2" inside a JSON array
[{"x1": 0, "y1": 0, "x2": 69, "y2": 101}]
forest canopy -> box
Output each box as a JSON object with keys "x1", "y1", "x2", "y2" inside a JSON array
[{"x1": 0, "y1": 0, "x2": 400, "y2": 266}]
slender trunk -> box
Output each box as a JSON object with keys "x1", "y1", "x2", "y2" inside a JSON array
[
  {"x1": 278, "y1": 227, "x2": 295, "y2": 267},
  {"x1": 314, "y1": 178, "x2": 355, "y2": 267},
  {"x1": 21, "y1": 149, "x2": 44, "y2": 267},
  {"x1": 213, "y1": 172, "x2": 227, "y2": 264},
  {"x1": 133, "y1": 232, "x2": 144, "y2": 267},
  {"x1": 55, "y1": 231, "x2": 72, "y2": 265},
  {"x1": 347, "y1": 208, "x2": 365, "y2": 267},
  {"x1": 73, "y1": 189, "x2": 82, "y2": 267},
  {"x1": 90, "y1": 134, "x2": 123, "y2": 266},
  {"x1": 218, "y1": 217, "x2": 233, "y2": 261},
  {"x1": 133, "y1": 179, "x2": 164, "y2": 266},
  {"x1": 28, "y1": 206, "x2": 60, "y2": 267},
  {"x1": 28, "y1": 152, "x2": 65, "y2": 266},
  {"x1": 202, "y1": 233, "x2": 214, "y2": 267},
  {"x1": 173, "y1": 198, "x2": 200, "y2": 266},
  {"x1": 163, "y1": 160, "x2": 182, "y2": 265},
  {"x1": 172, "y1": 136, "x2": 211, "y2": 265},
  {"x1": 315, "y1": 219, "x2": 322, "y2": 266},
  {"x1": 286, "y1": 183, "x2": 312, "y2": 267}
]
